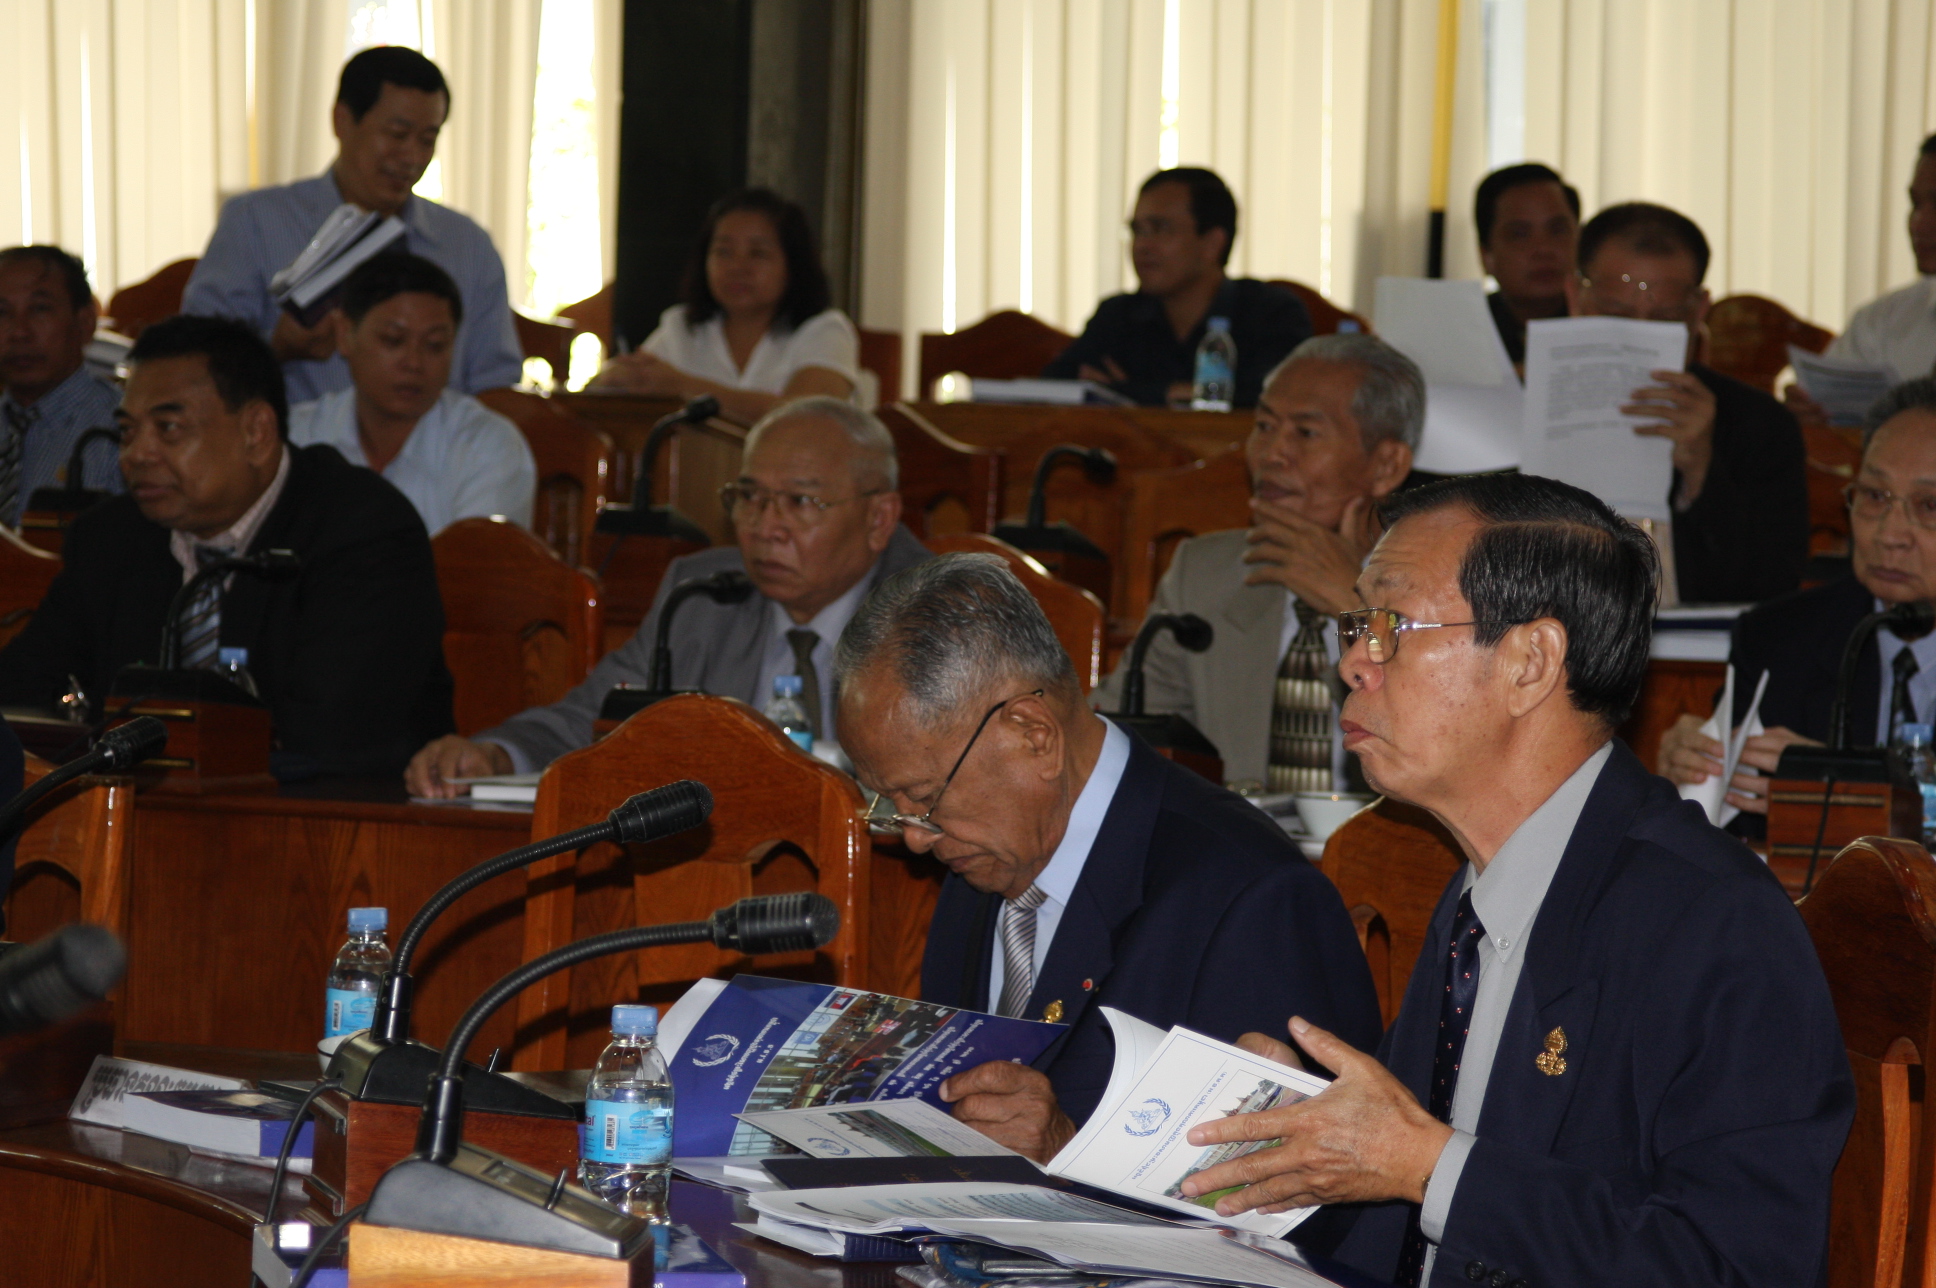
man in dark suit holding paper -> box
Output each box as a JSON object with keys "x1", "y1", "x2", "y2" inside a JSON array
[
  {"x1": 1174, "y1": 473, "x2": 1852, "y2": 1288},
  {"x1": 835, "y1": 553, "x2": 1380, "y2": 1160}
]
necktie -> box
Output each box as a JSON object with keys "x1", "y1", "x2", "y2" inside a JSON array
[
  {"x1": 0, "y1": 400, "x2": 31, "y2": 528},
  {"x1": 1890, "y1": 646, "x2": 1921, "y2": 744},
  {"x1": 995, "y1": 884, "x2": 1050, "y2": 1019},
  {"x1": 1268, "y1": 600, "x2": 1335, "y2": 794},
  {"x1": 786, "y1": 628, "x2": 823, "y2": 740},
  {"x1": 1395, "y1": 890, "x2": 1487, "y2": 1288},
  {"x1": 177, "y1": 546, "x2": 231, "y2": 670}
]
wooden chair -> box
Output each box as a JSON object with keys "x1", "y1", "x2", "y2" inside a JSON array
[
  {"x1": 927, "y1": 534, "x2": 1108, "y2": 692},
  {"x1": 104, "y1": 258, "x2": 197, "y2": 338},
  {"x1": 558, "y1": 282, "x2": 613, "y2": 354},
  {"x1": 1115, "y1": 446, "x2": 1253, "y2": 631},
  {"x1": 1803, "y1": 422, "x2": 1863, "y2": 561},
  {"x1": 878, "y1": 403, "x2": 1003, "y2": 539},
  {"x1": 0, "y1": 527, "x2": 61, "y2": 649},
  {"x1": 4, "y1": 756, "x2": 135, "y2": 947},
  {"x1": 475, "y1": 388, "x2": 613, "y2": 568},
  {"x1": 1703, "y1": 295, "x2": 1834, "y2": 395},
  {"x1": 513, "y1": 311, "x2": 579, "y2": 391},
  {"x1": 431, "y1": 517, "x2": 602, "y2": 736},
  {"x1": 1796, "y1": 836, "x2": 1936, "y2": 1288},
  {"x1": 859, "y1": 327, "x2": 904, "y2": 405},
  {"x1": 918, "y1": 310, "x2": 1074, "y2": 398},
  {"x1": 509, "y1": 694, "x2": 870, "y2": 1069},
  {"x1": 1320, "y1": 797, "x2": 1465, "y2": 1025},
  {"x1": 1268, "y1": 280, "x2": 1372, "y2": 336}
]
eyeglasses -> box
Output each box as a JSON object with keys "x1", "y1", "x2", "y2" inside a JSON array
[
  {"x1": 1337, "y1": 608, "x2": 1526, "y2": 664},
  {"x1": 719, "y1": 482, "x2": 883, "y2": 528},
  {"x1": 1576, "y1": 276, "x2": 1702, "y2": 323},
  {"x1": 1844, "y1": 482, "x2": 1936, "y2": 531},
  {"x1": 863, "y1": 689, "x2": 1045, "y2": 837}
]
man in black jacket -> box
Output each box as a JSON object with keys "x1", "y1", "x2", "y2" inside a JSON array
[
  {"x1": 0, "y1": 315, "x2": 453, "y2": 778},
  {"x1": 1567, "y1": 202, "x2": 1809, "y2": 604}
]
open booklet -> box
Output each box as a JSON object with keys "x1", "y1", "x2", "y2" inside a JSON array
[
  {"x1": 739, "y1": 1007, "x2": 1330, "y2": 1239},
  {"x1": 268, "y1": 204, "x2": 408, "y2": 326},
  {"x1": 1787, "y1": 346, "x2": 1898, "y2": 426}
]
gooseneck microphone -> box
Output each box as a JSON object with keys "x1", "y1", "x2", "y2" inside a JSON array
[
  {"x1": 992, "y1": 445, "x2": 1117, "y2": 562},
  {"x1": 157, "y1": 548, "x2": 303, "y2": 669},
  {"x1": 1830, "y1": 599, "x2": 1936, "y2": 748},
  {"x1": 0, "y1": 717, "x2": 169, "y2": 847},
  {"x1": 24, "y1": 426, "x2": 120, "y2": 517},
  {"x1": 0, "y1": 923, "x2": 129, "y2": 1036},
  {"x1": 1117, "y1": 612, "x2": 1215, "y2": 718},
  {"x1": 647, "y1": 571, "x2": 756, "y2": 692},
  {"x1": 594, "y1": 395, "x2": 721, "y2": 543}
]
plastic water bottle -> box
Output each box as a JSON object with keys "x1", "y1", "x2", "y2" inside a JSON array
[
  {"x1": 1895, "y1": 722, "x2": 1936, "y2": 848},
  {"x1": 580, "y1": 1004, "x2": 673, "y2": 1220},
  {"x1": 215, "y1": 646, "x2": 259, "y2": 698},
  {"x1": 324, "y1": 908, "x2": 390, "y2": 1040},
  {"x1": 1191, "y1": 316, "x2": 1237, "y2": 411},
  {"x1": 764, "y1": 674, "x2": 814, "y2": 752}
]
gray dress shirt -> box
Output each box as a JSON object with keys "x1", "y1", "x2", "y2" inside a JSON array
[
  {"x1": 1418, "y1": 741, "x2": 1613, "y2": 1281},
  {"x1": 0, "y1": 366, "x2": 124, "y2": 526}
]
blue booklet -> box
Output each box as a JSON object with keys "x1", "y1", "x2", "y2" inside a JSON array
[
  {"x1": 124, "y1": 1089, "x2": 315, "y2": 1160},
  {"x1": 654, "y1": 1221, "x2": 745, "y2": 1288},
  {"x1": 662, "y1": 976, "x2": 1065, "y2": 1156}
]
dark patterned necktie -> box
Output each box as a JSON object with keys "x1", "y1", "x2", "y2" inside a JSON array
[
  {"x1": 1395, "y1": 890, "x2": 1486, "y2": 1288},
  {"x1": 0, "y1": 400, "x2": 31, "y2": 527},
  {"x1": 177, "y1": 546, "x2": 231, "y2": 670},
  {"x1": 1269, "y1": 600, "x2": 1334, "y2": 793},
  {"x1": 785, "y1": 628, "x2": 823, "y2": 740},
  {"x1": 1890, "y1": 646, "x2": 1921, "y2": 744}
]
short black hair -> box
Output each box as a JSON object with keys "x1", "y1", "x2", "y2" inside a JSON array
[
  {"x1": 340, "y1": 251, "x2": 464, "y2": 328},
  {"x1": 1379, "y1": 473, "x2": 1658, "y2": 727},
  {"x1": 0, "y1": 245, "x2": 92, "y2": 311},
  {"x1": 682, "y1": 188, "x2": 831, "y2": 331},
  {"x1": 1138, "y1": 167, "x2": 1238, "y2": 265},
  {"x1": 337, "y1": 46, "x2": 448, "y2": 123},
  {"x1": 128, "y1": 315, "x2": 290, "y2": 441},
  {"x1": 1474, "y1": 163, "x2": 1581, "y2": 249},
  {"x1": 1862, "y1": 376, "x2": 1936, "y2": 448},
  {"x1": 1920, "y1": 132, "x2": 1936, "y2": 159},
  {"x1": 1577, "y1": 201, "x2": 1712, "y2": 284}
]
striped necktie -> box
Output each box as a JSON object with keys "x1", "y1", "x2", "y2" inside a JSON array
[
  {"x1": 0, "y1": 400, "x2": 30, "y2": 528},
  {"x1": 995, "y1": 884, "x2": 1050, "y2": 1019},
  {"x1": 1268, "y1": 600, "x2": 1336, "y2": 794},
  {"x1": 176, "y1": 546, "x2": 231, "y2": 670},
  {"x1": 1890, "y1": 645, "x2": 1921, "y2": 744}
]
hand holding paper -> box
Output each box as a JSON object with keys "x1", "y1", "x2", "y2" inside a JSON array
[{"x1": 1676, "y1": 667, "x2": 1769, "y2": 827}]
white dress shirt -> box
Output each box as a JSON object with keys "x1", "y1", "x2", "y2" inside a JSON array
[
  {"x1": 1825, "y1": 276, "x2": 1936, "y2": 381},
  {"x1": 1873, "y1": 606, "x2": 1936, "y2": 742},
  {"x1": 752, "y1": 571, "x2": 874, "y2": 743},
  {"x1": 641, "y1": 305, "x2": 858, "y2": 394},
  {"x1": 1418, "y1": 741, "x2": 1612, "y2": 1281},
  {"x1": 169, "y1": 445, "x2": 293, "y2": 583},
  {"x1": 288, "y1": 387, "x2": 535, "y2": 535},
  {"x1": 986, "y1": 718, "x2": 1132, "y2": 1007}
]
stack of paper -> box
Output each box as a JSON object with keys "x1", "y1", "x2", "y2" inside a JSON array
[
  {"x1": 1787, "y1": 347, "x2": 1899, "y2": 427},
  {"x1": 1372, "y1": 278, "x2": 1523, "y2": 475},
  {"x1": 968, "y1": 378, "x2": 1134, "y2": 407},
  {"x1": 269, "y1": 204, "x2": 407, "y2": 326}
]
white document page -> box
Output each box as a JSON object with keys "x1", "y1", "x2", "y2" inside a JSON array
[
  {"x1": 1678, "y1": 667, "x2": 1769, "y2": 829},
  {"x1": 1373, "y1": 277, "x2": 1524, "y2": 474},
  {"x1": 919, "y1": 1220, "x2": 1336, "y2": 1288},
  {"x1": 1788, "y1": 346, "x2": 1899, "y2": 426},
  {"x1": 748, "y1": 1182, "x2": 1173, "y2": 1233},
  {"x1": 658, "y1": 976, "x2": 728, "y2": 1063},
  {"x1": 737, "y1": 1097, "x2": 1022, "y2": 1159},
  {"x1": 1521, "y1": 317, "x2": 1688, "y2": 521},
  {"x1": 1049, "y1": 1026, "x2": 1331, "y2": 1237}
]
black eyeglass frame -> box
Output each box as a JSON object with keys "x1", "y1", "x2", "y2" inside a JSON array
[{"x1": 864, "y1": 689, "x2": 1046, "y2": 836}]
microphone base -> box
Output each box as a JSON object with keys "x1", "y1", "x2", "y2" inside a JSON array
[
  {"x1": 592, "y1": 504, "x2": 711, "y2": 545},
  {"x1": 326, "y1": 1032, "x2": 578, "y2": 1119},
  {"x1": 101, "y1": 671, "x2": 275, "y2": 795}
]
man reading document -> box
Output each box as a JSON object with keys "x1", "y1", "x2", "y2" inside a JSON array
[{"x1": 1176, "y1": 474, "x2": 1852, "y2": 1288}]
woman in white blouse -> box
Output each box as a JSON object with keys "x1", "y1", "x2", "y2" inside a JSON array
[{"x1": 593, "y1": 188, "x2": 857, "y2": 425}]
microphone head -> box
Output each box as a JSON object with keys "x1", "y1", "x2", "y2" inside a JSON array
[
  {"x1": 0, "y1": 924, "x2": 127, "y2": 1036},
  {"x1": 1081, "y1": 448, "x2": 1118, "y2": 484},
  {"x1": 710, "y1": 893, "x2": 840, "y2": 955},
  {"x1": 705, "y1": 571, "x2": 757, "y2": 605},
  {"x1": 95, "y1": 716, "x2": 170, "y2": 770},
  {"x1": 1168, "y1": 613, "x2": 1214, "y2": 653},
  {"x1": 683, "y1": 394, "x2": 722, "y2": 423},
  {"x1": 608, "y1": 779, "x2": 714, "y2": 846},
  {"x1": 253, "y1": 548, "x2": 302, "y2": 576},
  {"x1": 1886, "y1": 599, "x2": 1936, "y2": 640}
]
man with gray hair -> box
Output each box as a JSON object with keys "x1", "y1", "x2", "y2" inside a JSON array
[
  {"x1": 1095, "y1": 334, "x2": 1424, "y2": 790},
  {"x1": 837, "y1": 553, "x2": 1379, "y2": 1160},
  {"x1": 406, "y1": 395, "x2": 930, "y2": 794}
]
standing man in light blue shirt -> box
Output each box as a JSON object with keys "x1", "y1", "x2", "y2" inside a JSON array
[
  {"x1": 182, "y1": 46, "x2": 522, "y2": 406},
  {"x1": 0, "y1": 246, "x2": 124, "y2": 527}
]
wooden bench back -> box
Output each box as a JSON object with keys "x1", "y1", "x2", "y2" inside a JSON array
[
  {"x1": 105, "y1": 258, "x2": 196, "y2": 338},
  {"x1": 1115, "y1": 447, "x2": 1253, "y2": 629},
  {"x1": 1320, "y1": 797, "x2": 1465, "y2": 1025},
  {"x1": 0, "y1": 527, "x2": 61, "y2": 649},
  {"x1": 879, "y1": 403, "x2": 1003, "y2": 539},
  {"x1": 1704, "y1": 294, "x2": 1834, "y2": 395},
  {"x1": 476, "y1": 388, "x2": 614, "y2": 569},
  {"x1": 4, "y1": 756, "x2": 134, "y2": 947},
  {"x1": 918, "y1": 310, "x2": 1073, "y2": 398},
  {"x1": 1268, "y1": 279, "x2": 1373, "y2": 336}
]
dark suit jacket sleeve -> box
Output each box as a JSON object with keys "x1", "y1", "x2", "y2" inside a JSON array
[
  {"x1": 1434, "y1": 880, "x2": 1850, "y2": 1288},
  {"x1": 1671, "y1": 374, "x2": 1809, "y2": 604},
  {"x1": 1042, "y1": 298, "x2": 1129, "y2": 386}
]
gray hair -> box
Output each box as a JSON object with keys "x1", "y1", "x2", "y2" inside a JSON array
[
  {"x1": 1863, "y1": 377, "x2": 1936, "y2": 449},
  {"x1": 1262, "y1": 333, "x2": 1425, "y2": 452},
  {"x1": 833, "y1": 553, "x2": 1076, "y2": 721},
  {"x1": 744, "y1": 395, "x2": 900, "y2": 490}
]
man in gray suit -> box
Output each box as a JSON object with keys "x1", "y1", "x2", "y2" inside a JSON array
[
  {"x1": 1093, "y1": 335, "x2": 1423, "y2": 790},
  {"x1": 405, "y1": 396, "x2": 931, "y2": 796}
]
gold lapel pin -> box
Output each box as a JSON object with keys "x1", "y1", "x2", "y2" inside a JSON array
[
  {"x1": 1043, "y1": 1000, "x2": 1065, "y2": 1024},
  {"x1": 1536, "y1": 1026, "x2": 1568, "y2": 1076}
]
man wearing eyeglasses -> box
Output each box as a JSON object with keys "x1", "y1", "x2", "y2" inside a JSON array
[
  {"x1": 1565, "y1": 202, "x2": 1808, "y2": 605},
  {"x1": 404, "y1": 396, "x2": 930, "y2": 796},
  {"x1": 1661, "y1": 377, "x2": 1936, "y2": 822},
  {"x1": 1170, "y1": 473, "x2": 1850, "y2": 1288},
  {"x1": 836, "y1": 553, "x2": 1381, "y2": 1161}
]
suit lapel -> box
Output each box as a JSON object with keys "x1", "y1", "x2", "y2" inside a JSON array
[
  {"x1": 1381, "y1": 875, "x2": 1464, "y2": 1103},
  {"x1": 1210, "y1": 574, "x2": 1287, "y2": 775},
  {"x1": 223, "y1": 447, "x2": 308, "y2": 654}
]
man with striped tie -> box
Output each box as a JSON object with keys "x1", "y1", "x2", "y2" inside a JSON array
[
  {"x1": 0, "y1": 315, "x2": 453, "y2": 778},
  {"x1": 836, "y1": 554, "x2": 1380, "y2": 1162}
]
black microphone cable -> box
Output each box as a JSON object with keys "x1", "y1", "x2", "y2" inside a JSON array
[
  {"x1": 289, "y1": 1200, "x2": 368, "y2": 1288},
  {"x1": 263, "y1": 1076, "x2": 340, "y2": 1221}
]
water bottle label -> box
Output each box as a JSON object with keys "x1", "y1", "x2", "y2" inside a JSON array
[
  {"x1": 325, "y1": 987, "x2": 375, "y2": 1038},
  {"x1": 786, "y1": 729, "x2": 814, "y2": 753},
  {"x1": 582, "y1": 1098, "x2": 672, "y2": 1165},
  {"x1": 1194, "y1": 353, "x2": 1232, "y2": 388},
  {"x1": 1920, "y1": 782, "x2": 1936, "y2": 834}
]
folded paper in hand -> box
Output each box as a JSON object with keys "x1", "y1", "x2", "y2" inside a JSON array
[
  {"x1": 270, "y1": 204, "x2": 408, "y2": 327},
  {"x1": 1678, "y1": 664, "x2": 1769, "y2": 829}
]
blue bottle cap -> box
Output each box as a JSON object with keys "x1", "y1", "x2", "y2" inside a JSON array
[
  {"x1": 1206, "y1": 316, "x2": 1231, "y2": 332},
  {"x1": 773, "y1": 674, "x2": 804, "y2": 697},
  {"x1": 611, "y1": 1004, "x2": 658, "y2": 1037},
  {"x1": 1902, "y1": 723, "x2": 1934, "y2": 745},
  {"x1": 347, "y1": 907, "x2": 387, "y2": 932},
  {"x1": 218, "y1": 646, "x2": 249, "y2": 667}
]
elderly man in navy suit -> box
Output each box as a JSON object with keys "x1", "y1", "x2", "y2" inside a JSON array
[
  {"x1": 834, "y1": 553, "x2": 1380, "y2": 1160},
  {"x1": 1176, "y1": 473, "x2": 1853, "y2": 1287}
]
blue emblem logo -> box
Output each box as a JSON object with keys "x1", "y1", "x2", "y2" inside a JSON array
[
  {"x1": 689, "y1": 1034, "x2": 741, "y2": 1067},
  {"x1": 1123, "y1": 1098, "x2": 1172, "y2": 1137},
  {"x1": 806, "y1": 1136, "x2": 851, "y2": 1156}
]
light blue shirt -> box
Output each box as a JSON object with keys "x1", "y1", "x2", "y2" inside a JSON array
[
  {"x1": 288, "y1": 386, "x2": 535, "y2": 535},
  {"x1": 0, "y1": 365, "x2": 124, "y2": 526},
  {"x1": 182, "y1": 171, "x2": 523, "y2": 405},
  {"x1": 1873, "y1": 608, "x2": 1936, "y2": 743},
  {"x1": 986, "y1": 717, "x2": 1132, "y2": 1007},
  {"x1": 753, "y1": 572, "x2": 874, "y2": 743}
]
